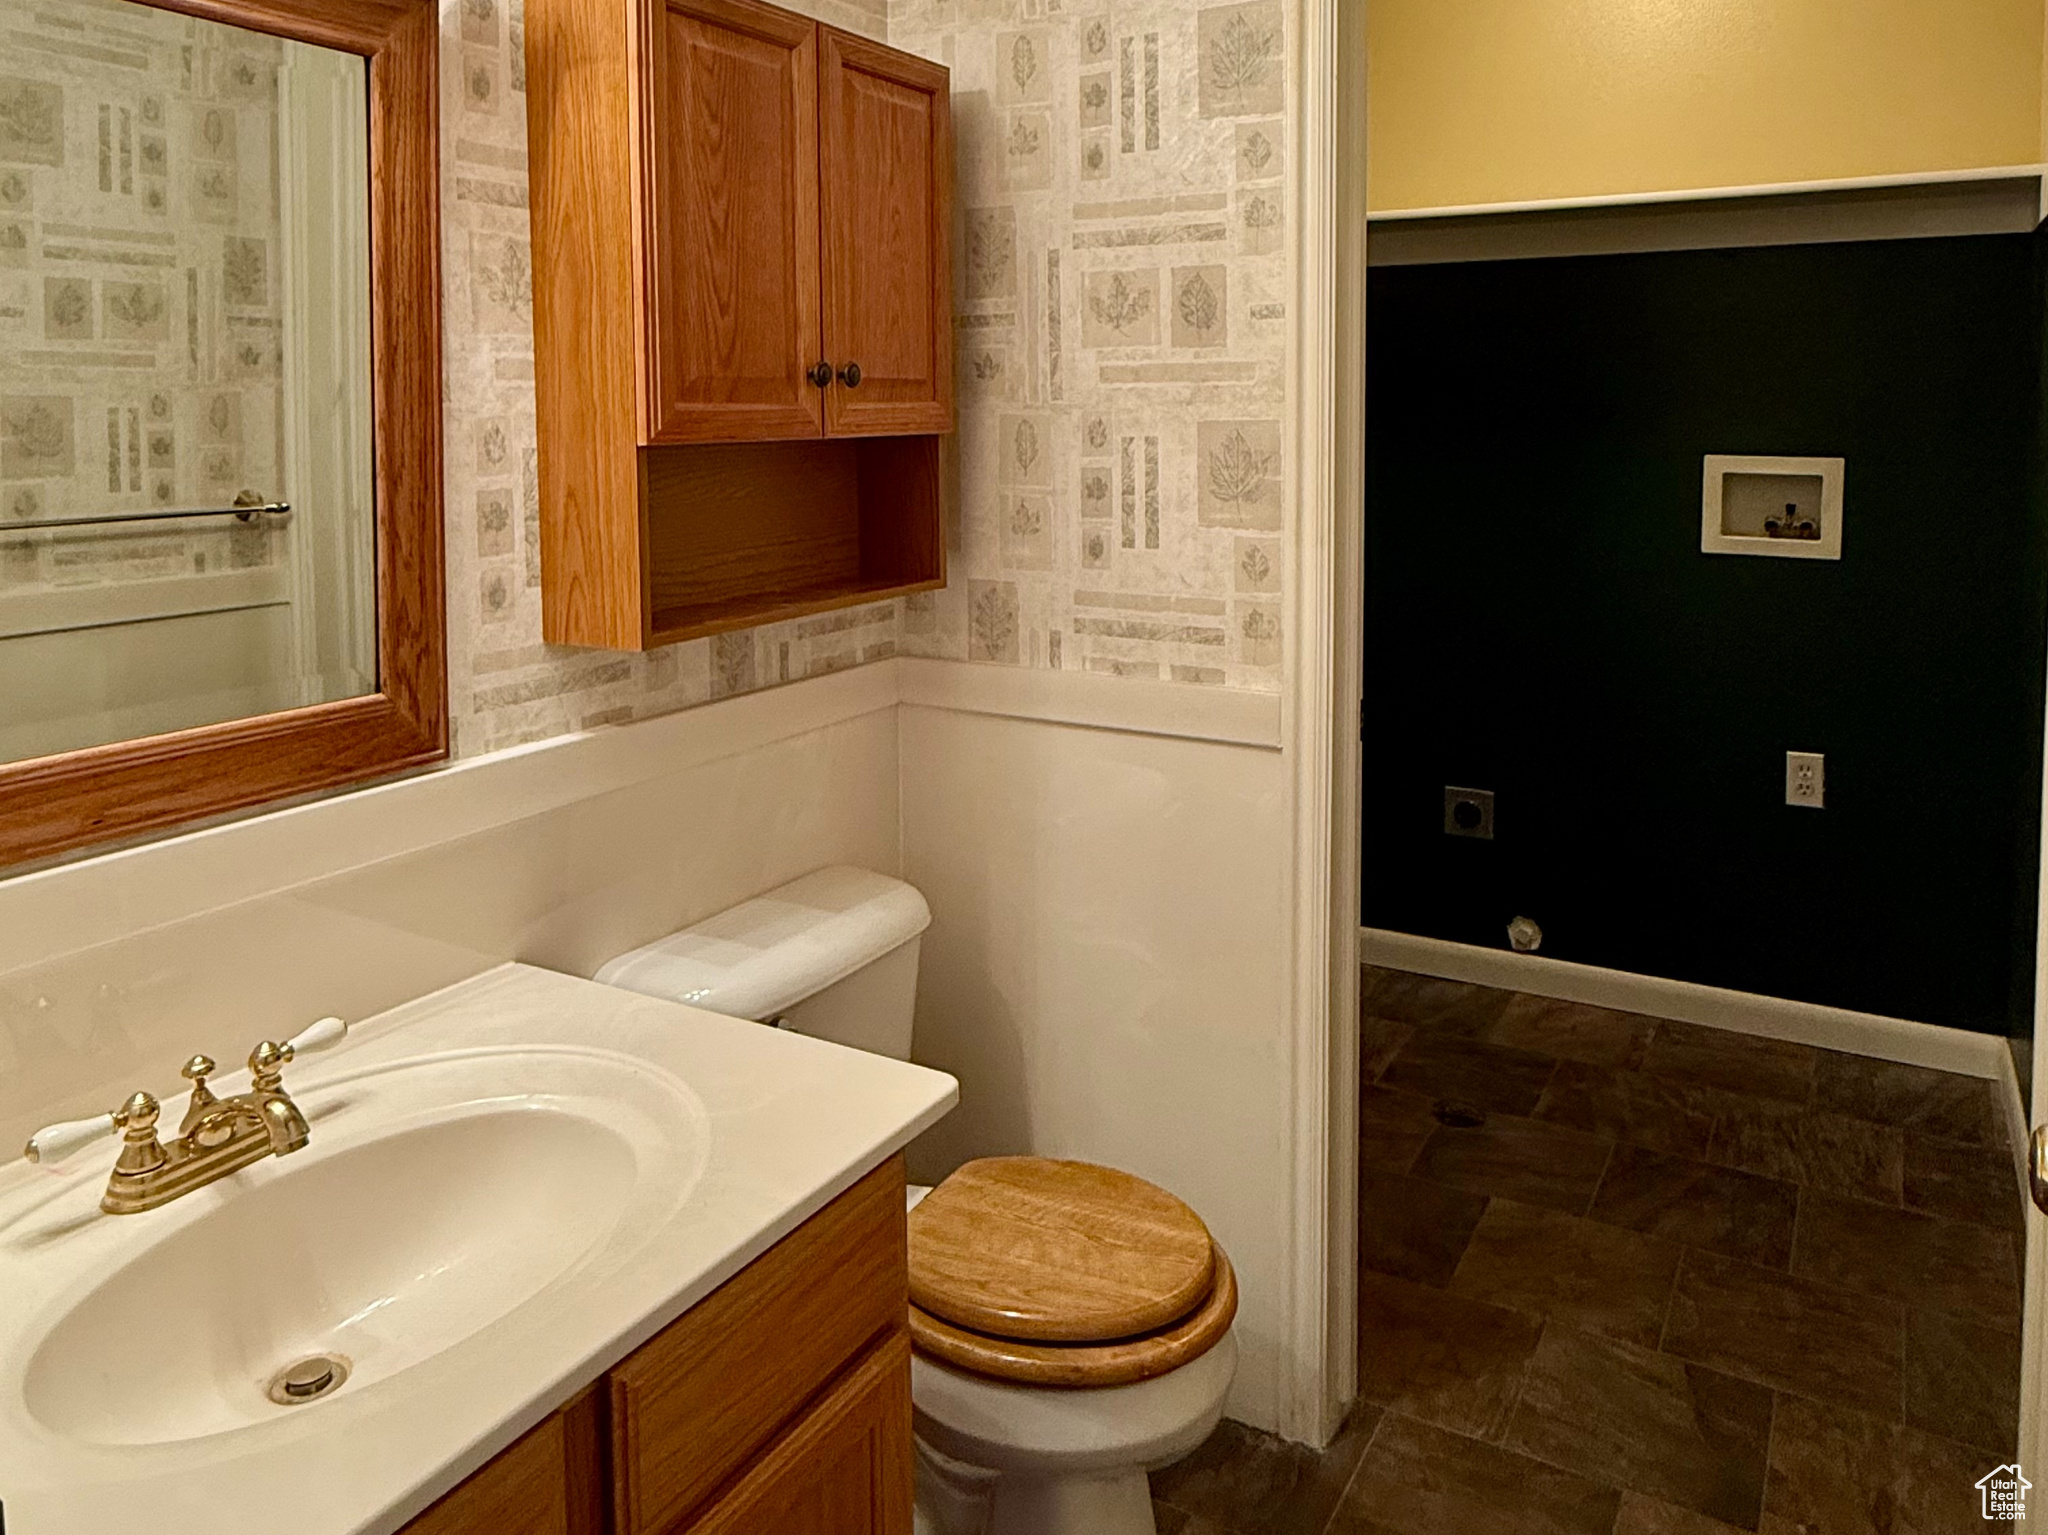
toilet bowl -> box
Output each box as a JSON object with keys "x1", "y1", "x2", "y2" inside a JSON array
[{"x1": 595, "y1": 866, "x2": 1238, "y2": 1535}]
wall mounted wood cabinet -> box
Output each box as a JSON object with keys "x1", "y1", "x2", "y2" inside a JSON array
[
  {"x1": 528, "y1": 0, "x2": 952, "y2": 650},
  {"x1": 399, "y1": 1159, "x2": 911, "y2": 1535}
]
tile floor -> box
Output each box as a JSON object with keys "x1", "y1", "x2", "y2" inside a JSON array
[{"x1": 1148, "y1": 966, "x2": 2026, "y2": 1535}]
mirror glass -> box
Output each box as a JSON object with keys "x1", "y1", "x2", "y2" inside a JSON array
[{"x1": 0, "y1": 0, "x2": 374, "y2": 766}]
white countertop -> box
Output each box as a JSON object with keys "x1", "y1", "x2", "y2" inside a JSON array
[{"x1": 0, "y1": 963, "x2": 958, "y2": 1535}]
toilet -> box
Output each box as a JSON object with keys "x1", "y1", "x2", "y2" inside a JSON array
[{"x1": 595, "y1": 865, "x2": 1238, "y2": 1535}]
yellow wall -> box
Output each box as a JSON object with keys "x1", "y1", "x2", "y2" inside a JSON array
[{"x1": 1367, "y1": 0, "x2": 2046, "y2": 213}]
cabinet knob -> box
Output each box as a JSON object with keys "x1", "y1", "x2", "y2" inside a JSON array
[
  {"x1": 806, "y1": 361, "x2": 834, "y2": 389},
  {"x1": 836, "y1": 362, "x2": 862, "y2": 389}
]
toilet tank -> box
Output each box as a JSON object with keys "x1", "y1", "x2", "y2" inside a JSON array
[{"x1": 593, "y1": 866, "x2": 931, "y2": 1060}]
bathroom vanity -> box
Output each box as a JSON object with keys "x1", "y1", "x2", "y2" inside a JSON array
[{"x1": 0, "y1": 965, "x2": 956, "y2": 1535}]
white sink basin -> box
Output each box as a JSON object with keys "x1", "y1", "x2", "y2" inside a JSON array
[
  {"x1": 27, "y1": 1100, "x2": 643, "y2": 1446},
  {"x1": 0, "y1": 963, "x2": 957, "y2": 1535},
  {"x1": 4, "y1": 1042, "x2": 708, "y2": 1452}
]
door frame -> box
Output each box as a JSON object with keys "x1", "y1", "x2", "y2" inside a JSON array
[
  {"x1": 2022, "y1": 0, "x2": 2048, "y2": 1457},
  {"x1": 1319, "y1": 0, "x2": 2048, "y2": 1468},
  {"x1": 1278, "y1": 0, "x2": 1369, "y2": 1443},
  {"x1": 2021, "y1": 724, "x2": 2048, "y2": 1471}
]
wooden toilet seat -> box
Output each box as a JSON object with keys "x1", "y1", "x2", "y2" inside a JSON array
[
  {"x1": 906, "y1": 1156, "x2": 1239, "y2": 1388},
  {"x1": 909, "y1": 1246, "x2": 1237, "y2": 1388}
]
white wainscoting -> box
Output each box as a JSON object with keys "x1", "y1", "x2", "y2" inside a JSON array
[
  {"x1": 0, "y1": 661, "x2": 900, "y2": 978},
  {"x1": 898, "y1": 700, "x2": 1293, "y2": 1430}
]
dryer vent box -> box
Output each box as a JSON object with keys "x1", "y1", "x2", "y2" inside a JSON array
[{"x1": 1702, "y1": 455, "x2": 1844, "y2": 561}]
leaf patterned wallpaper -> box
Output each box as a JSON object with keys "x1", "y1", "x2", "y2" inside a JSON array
[
  {"x1": 440, "y1": 0, "x2": 1289, "y2": 757},
  {"x1": 892, "y1": 0, "x2": 1291, "y2": 687},
  {"x1": 0, "y1": 3, "x2": 291, "y2": 598}
]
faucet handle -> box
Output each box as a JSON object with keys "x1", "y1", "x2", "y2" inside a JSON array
[
  {"x1": 248, "y1": 1017, "x2": 347, "y2": 1090},
  {"x1": 22, "y1": 1092, "x2": 163, "y2": 1167},
  {"x1": 288, "y1": 1017, "x2": 347, "y2": 1056},
  {"x1": 23, "y1": 1110, "x2": 118, "y2": 1166}
]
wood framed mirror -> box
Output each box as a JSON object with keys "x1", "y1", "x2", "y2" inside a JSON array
[{"x1": 0, "y1": 0, "x2": 443, "y2": 867}]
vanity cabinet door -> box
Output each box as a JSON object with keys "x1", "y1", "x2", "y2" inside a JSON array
[
  {"x1": 646, "y1": 0, "x2": 824, "y2": 444},
  {"x1": 817, "y1": 28, "x2": 952, "y2": 437},
  {"x1": 609, "y1": 1156, "x2": 908, "y2": 1535},
  {"x1": 397, "y1": 1387, "x2": 604, "y2": 1535},
  {"x1": 682, "y1": 1332, "x2": 913, "y2": 1535}
]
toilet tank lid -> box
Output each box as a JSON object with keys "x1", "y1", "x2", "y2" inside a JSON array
[{"x1": 594, "y1": 866, "x2": 931, "y2": 1020}]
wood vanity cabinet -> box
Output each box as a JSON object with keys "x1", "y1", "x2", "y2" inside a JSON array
[
  {"x1": 396, "y1": 1157, "x2": 912, "y2": 1535},
  {"x1": 527, "y1": 0, "x2": 952, "y2": 650}
]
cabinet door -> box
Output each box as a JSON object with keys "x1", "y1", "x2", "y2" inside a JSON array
[
  {"x1": 647, "y1": 0, "x2": 823, "y2": 443},
  {"x1": 399, "y1": 1389, "x2": 604, "y2": 1535},
  {"x1": 817, "y1": 30, "x2": 952, "y2": 437},
  {"x1": 683, "y1": 1333, "x2": 913, "y2": 1535},
  {"x1": 610, "y1": 1158, "x2": 907, "y2": 1535}
]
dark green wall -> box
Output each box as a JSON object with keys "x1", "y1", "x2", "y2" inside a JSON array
[{"x1": 1364, "y1": 234, "x2": 2048, "y2": 1037}]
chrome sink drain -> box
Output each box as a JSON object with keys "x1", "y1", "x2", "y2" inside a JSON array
[{"x1": 266, "y1": 1352, "x2": 351, "y2": 1406}]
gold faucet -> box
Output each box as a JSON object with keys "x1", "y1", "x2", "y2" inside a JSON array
[{"x1": 23, "y1": 1017, "x2": 347, "y2": 1214}]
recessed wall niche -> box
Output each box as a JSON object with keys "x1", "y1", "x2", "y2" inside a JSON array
[{"x1": 1701, "y1": 454, "x2": 1845, "y2": 560}]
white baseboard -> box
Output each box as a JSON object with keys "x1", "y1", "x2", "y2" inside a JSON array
[{"x1": 1359, "y1": 927, "x2": 2010, "y2": 1081}]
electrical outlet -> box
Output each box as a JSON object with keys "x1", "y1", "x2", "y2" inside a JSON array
[
  {"x1": 1444, "y1": 786, "x2": 1494, "y2": 840},
  {"x1": 1786, "y1": 751, "x2": 1824, "y2": 809}
]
